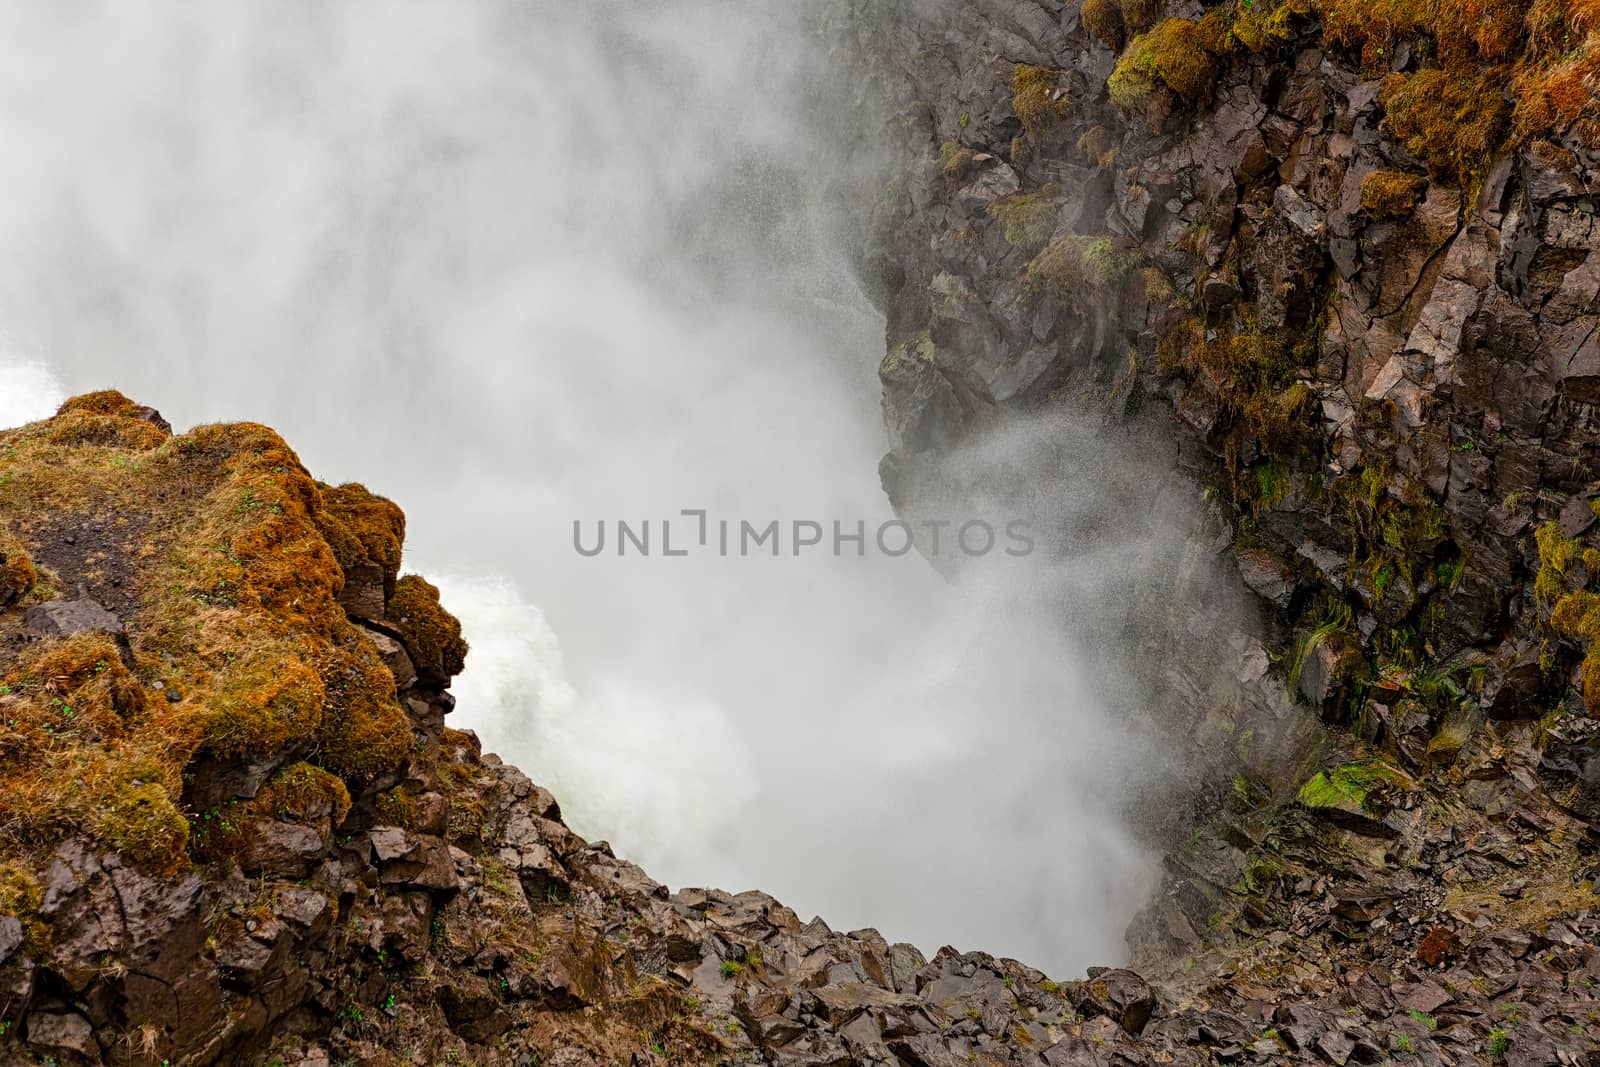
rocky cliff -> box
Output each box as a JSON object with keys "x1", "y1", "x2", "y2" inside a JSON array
[
  {"x1": 3, "y1": 385, "x2": 1592, "y2": 1067},
  {"x1": 10, "y1": 392, "x2": 1563, "y2": 1067},
  {"x1": 4, "y1": 2, "x2": 1600, "y2": 1063},
  {"x1": 836, "y1": 0, "x2": 1600, "y2": 1060}
]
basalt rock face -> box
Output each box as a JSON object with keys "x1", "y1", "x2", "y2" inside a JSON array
[
  {"x1": 839, "y1": 0, "x2": 1600, "y2": 1059},
  {"x1": 0, "y1": 348, "x2": 1596, "y2": 1065},
  {"x1": 0, "y1": 397, "x2": 1380, "y2": 1067},
  {"x1": 7, "y1": 395, "x2": 1562, "y2": 1067}
]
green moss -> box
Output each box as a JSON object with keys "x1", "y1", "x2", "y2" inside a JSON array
[
  {"x1": 1380, "y1": 501, "x2": 1447, "y2": 554},
  {"x1": 1012, "y1": 65, "x2": 1072, "y2": 136},
  {"x1": 1230, "y1": 0, "x2": 1313, "y2": 51},
  {"x1": 1026, "y1": 235, "x2": 1139, "y2": 297},
  {"x1": 989, "y1": 194, "x2": 1058, "y2": 253},
  {"x1": 1536, "y1": 521, "x2": 1584, "y2": 605},
  {"x1": 1380, "y1": 67, "x2": 1510, "y2": 191},
  {"x1": 92, "y1": 778, "x2": 190, "y2": 875},
  {"x1": 1161, "y1": 318, "x2": 1309, "y2": 450},
  {"x1": 1236, "y1": 850, "x2": 1286, "y2": 895},
  {"x1": 1287, "y1": 605, "x2": 1358, "y2": 695},
  {"x1": 1297, "y1": 759, "x2": 1407, "y2": 814},
  {"x1": 1108, "y1": 16, "x2": 1229, "y2": 111},
  {"x1": 938, "y1": 140, "x2": 974, "y2": 179},
  {"x1": 1551, "y1": 590, "x2": 1600, "y2": 714},
  {"x1": 879, "y1": 332, "x2": 935, "y2": 384},
  {"x1": 1251, "y1": 460, "x2": 1289, "y2": 510},
  {"x1": 0, "y1": 863, "x2": 47, "y2": 953},
  {"x1": 1487, "y1": 1028, "x2": 1510, "y2": 1056}
]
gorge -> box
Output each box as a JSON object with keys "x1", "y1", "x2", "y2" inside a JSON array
[{"x1": 2, "y1": 0, "x2": 1600, "y2": 1064}]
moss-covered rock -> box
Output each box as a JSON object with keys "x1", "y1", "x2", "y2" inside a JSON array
[
  {"x1": 0, "y1": 527, "x2": 35, "y2": 609},
  {"x1": 1297, "y1": 759, "x2": 1410, "y2": 822},
  {"x1": 1108, "y1": 16, "x2": 1230, "y2": 111},
  {"x1": 1359, "y1": 170, "x2": 1428, "y2": 220},
  {"x1": 0, "y1": 392, "x2": 464, "y2": 875},
  {"x1": 388, "y1": 574, "x2": 469, "y2": 690}
]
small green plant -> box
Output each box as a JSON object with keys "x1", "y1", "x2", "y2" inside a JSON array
[
  {"x1": 1396, "y1": 1032, "x2": 1414, "y2": 1052},
  {"x1": 1407, "y1": 1008, "x2": 1437, "y2": 1030},
  {"x1": 720, "y1": 959, "x2": 743, "y2": 977},
  {"x1": 1487, "y1": 1028, "x2": 1510, "y2": 1056}
]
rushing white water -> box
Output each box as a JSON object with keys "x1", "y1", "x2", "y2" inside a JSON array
[{"x1": 0, "y1": 0, "x2": 1182, "y2": 971}]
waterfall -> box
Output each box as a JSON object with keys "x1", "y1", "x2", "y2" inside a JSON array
[{"x1": 0, "y1": 0, "x2": 1169, "y2": 971}]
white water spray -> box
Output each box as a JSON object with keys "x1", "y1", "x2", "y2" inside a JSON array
[
  {"x1": 0, "y1": 358, "x2": 64, "y2": 428},
  {"x1": 0, "y1": 0, "x2": 1202, "y2": 971}
]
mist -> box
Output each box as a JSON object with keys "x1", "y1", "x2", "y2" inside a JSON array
[{"x1": 0, "y1": 1, "x2": 1194, "y2": 971}]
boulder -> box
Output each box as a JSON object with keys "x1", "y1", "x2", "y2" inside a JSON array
[{"x1": 24, "y1": 598, "x2": 123, "y2": 637}]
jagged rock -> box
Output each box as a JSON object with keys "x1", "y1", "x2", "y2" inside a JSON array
[
  {"x1": 362, "y1": 625, "x2": 418, "y2": 689},
  {"x1": 25, "y1": 1011, "x2": 97, "y2": 1059},
  {"x1": 245, "y1": 820, "x2": 329, "y2": 878},
  {"x1": 1296, "y1": 634, "x2": 1365, "y2": 717},
  {"x1": 1236, "y1": 546, "x2": 1297, "y2": 607},
  {"x1": 337, "y1": 561, "x2": 388, "y2": 620},
  {"x1": 1070, "y1": 968, "x2": 1157, "y2": 1034}
]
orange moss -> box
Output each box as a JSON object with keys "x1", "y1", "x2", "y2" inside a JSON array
[
  {"x1": 0, "y1": 393, "x2": 428, "y2": 872},
  {"x1": 41, "y1": 390, "x2": 172, "y2": 451},
  {"x1": 1076, "y1": 125, "x2": 1120, "y2": 168},
  {"x1": 199, "y1": 644, "x2": 325, "y2": 761},
  {"x1": 1380, "y1": 68, "x2": 1510, "y2": 189},
  {"x1": 317, "y1": 481, "x2": 406, "y2": 593},
  {"x1": 388, "y1": 575, "x2": 468, "y2": 688},
  {"x1": 257, "y1": 761, "x2": 352, "y2": 825},
  {"x1": 1120, "y1": 0, "x2": 1162, "y2": 35},
  {"x1": 1311, "y1": 0, "x2": 1600, "y2": 150},
  {"x1": 0, "y1": 527, "x2": 35, "y2": 608},
  {"x1": 92, "y1": 774, "x2": 189, "y2": 876},
  {"x1": 315, "y1": 643, "x2": 411, "y2": 779},
  {"x1": 1082, "y1": 0, "x2": 1125, "y2": 49},
  {"x1": 1360, "y1": 170, "x2": 1429, "y2": 219},
  {"x1": 1013, "y1": 64, "x2": 1073, "y2": 136},
  {"x1": 1512, "y1": 0, "x2": 1600, "y2": 146}
]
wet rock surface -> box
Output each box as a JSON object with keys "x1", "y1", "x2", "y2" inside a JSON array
[
  {"x1": 834, "y1": 0, "x2": 1600, "y2": 1062},
  {"x1": 4, "y1": 3, "x2": 1600, "y2": 1063}
]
